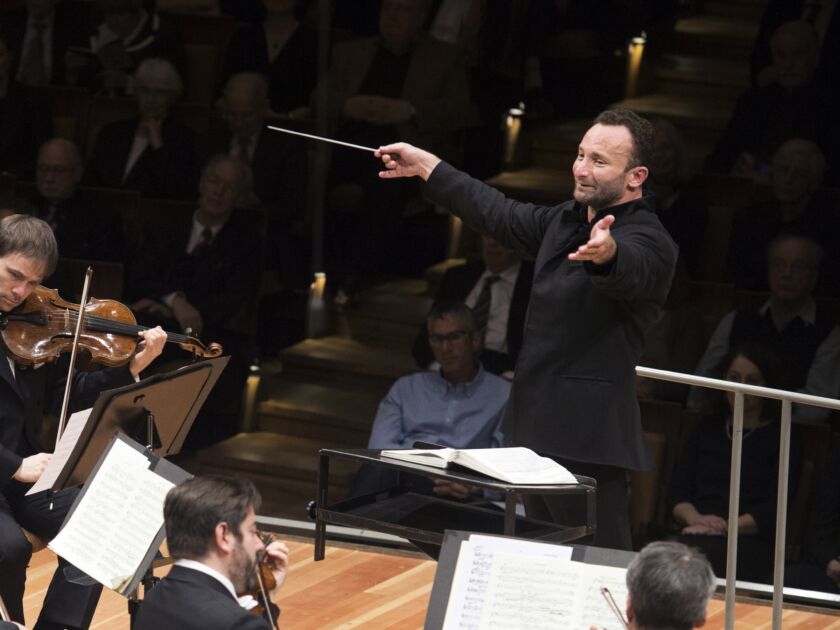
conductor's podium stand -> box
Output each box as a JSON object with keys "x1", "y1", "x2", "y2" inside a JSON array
[{"x1": 314, "y1": 448, "x2": 597, "y2": 560}]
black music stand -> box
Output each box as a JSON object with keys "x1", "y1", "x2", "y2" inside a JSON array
[{"x1": 51, "y1": 355, "x2": 228, "y2": 491}]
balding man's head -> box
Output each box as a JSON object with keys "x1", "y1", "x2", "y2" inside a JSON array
[
  {"x1": 767, "y1": 234, "x2": 822, "y2": 304},
  {"x1": 221, "y1": 73, "x2": 269, "y2": 139},
  {"x1": 771, "y1": 21, "x2": 820, "y2": 90},
  {"x1": 772, "y1": 138, "x2": 826, "y2": 204},
  {"x1": 36, "y1": 138, "x2": 83, "y2": 205}
]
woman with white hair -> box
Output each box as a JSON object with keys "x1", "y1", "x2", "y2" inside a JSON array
[{"x1": 86, "y1": 57, "x2": 198, "y2": 199}]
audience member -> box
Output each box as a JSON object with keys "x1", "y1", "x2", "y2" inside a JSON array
[
  {"x1": 29, "y1": 138, "x2": 124, "y2": 263},
  {"x1": 0, "y1": 33, "x2": 52, "y2": 179},
  {"x1": 668, "y1": 344, "x2": 802, "y2": 582},
  {"x1": 133, "y1": 475, "x2": 289, "y2": 630},
  {"x1": 1, "y1": 0, "x2": 89, "y2": 87},
  {"x1": 750, "y1": 0, "x2": 840, "y2": 88},
  {"x1": 223, "y1": 0, "x2": 319, "y2": 115},
  {"x1": 66, "y1": 0, "x2": 184, "y2": 93},
  {"x1": 127, "y1": 155, "x2": 263, "y2": 448},
  {"x1": 589, "y1": 541, "x2": 716, "y2": 630},
  {"x1": 315, "y1": 0, "x2": 471, "y2": 281},
  {"x1": 725, "y1": 138, "x2": 836, "y2": 294},
  {"x1": 705, "y1": 21, "x2": 839, "y2": 181},
  {"x1": 412, "y1": 235, "x2": 533, "y2": 377},
  {"x1": 86, "y1": 57, "x2": 198, "y2": 199},
  {"x1": 786, "y1": 443, "x2": 840, "y2": 594},
  {"x1": 688, "y1": 234, "x2": 838, "y2": 412},
  {"x1": 648, "y1": 118, "x2": 708, "y2": 279},
  {"x1": 351, "y1": 301, "x2": 509, "y2": 496},
  {"x1": 198, "y1": 72, "x2": 305, "y2": 225}
]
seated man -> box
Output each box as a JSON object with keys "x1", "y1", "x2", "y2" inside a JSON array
[
  {"x1": 0, "y1": 214, "x2": 166, "y2": 629},
  {"x1": 688, "y1": 234, "x2": 838, "y2": 414},
  {"x1": 30, "y1": 138, "x2": 124, "y2": 264},
  {"x1": 412, "y1": 235, "x2": 534, "y2": 377},
  {"x1": 352, "y1": 301, "x2": 510, "y2": 496},
  {"x1": 127, "y1": 154, "x2": 263, "y2": 447},
  {"x1": 134, "y1": 475, "x2": 289, "y2": 630},
  {"x1": 592, "y1": 541, "x2": 715, "y2": 630}
]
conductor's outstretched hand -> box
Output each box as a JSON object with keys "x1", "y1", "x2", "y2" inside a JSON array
[
  {"x1": 376, "y1": 143, "x2": 441, "y2": 181},
  {"x1": 568, "y1": 215, "x2": 617, "y2": 265}
]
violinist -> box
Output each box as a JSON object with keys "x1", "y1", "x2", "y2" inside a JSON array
[
  {"x1": 0, "y1": 214, "x2": 167, "y2": 629},
  {"x1": 134, "y1": 475, "x2": 289, "y2": 630}
]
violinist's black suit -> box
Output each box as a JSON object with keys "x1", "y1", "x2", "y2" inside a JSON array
[
  {"x1": 134, "y1": 565, "x2": 277, "y2": 630},
  {"x1": 0, "y1": 351, "x2": 133, "y2": 628}
]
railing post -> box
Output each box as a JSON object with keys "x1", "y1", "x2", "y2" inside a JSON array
[
  {"x1": 772, "y1": 399, "x2": 793, "y2": 629},
  {"x1": 725, "y1": 391, "x2": 744, "y2": 630}
]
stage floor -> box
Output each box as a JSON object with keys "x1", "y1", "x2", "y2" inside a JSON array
[{"x1": 21, "y1": 539, "x2": 840, "y2": 629}]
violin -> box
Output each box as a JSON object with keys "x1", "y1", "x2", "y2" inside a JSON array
[
  {"x1": 0, "y1": 285, "x2": 223, "y2": 367},
  {"x1": 240, "y1": 532, "x2": 280, "y2": 630}
]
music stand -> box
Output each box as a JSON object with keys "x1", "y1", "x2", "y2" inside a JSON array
[{"x1": 51, "y1": 356, "x2": 228, "y2": 492}]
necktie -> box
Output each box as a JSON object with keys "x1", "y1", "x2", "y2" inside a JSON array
[
  {"x1": 191, "y1": 227, "x2": 213, "y2": 255},
  {"x1": 236, "y1": 137, "x2": 252, "y2": 164},
  {"x1": 21, "y1": 21, "x2": 47, "y2": 86},
  {"x1": 472, "y1": 275, "x2": 501, "y2": 335}
]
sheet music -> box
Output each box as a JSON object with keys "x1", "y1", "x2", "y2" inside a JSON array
[
  {"x1": 442, "y1": 536, "x2": 573, "y2": 630},
  {"x1": 441, "y1": 535, "x2": 628, "y2": 630},
  {"x1": 26, "y1": 408, "x2": 92, "y2": 496},
  {"x1": 49, "y1": 439, "x2": 174, "y2": 593}
]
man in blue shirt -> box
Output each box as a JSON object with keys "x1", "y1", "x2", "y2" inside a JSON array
[{"x1": 352, "y1": 301, "x2": 510, "y2": 495}]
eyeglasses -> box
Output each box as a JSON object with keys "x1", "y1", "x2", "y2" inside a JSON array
[
  {"x1": 428, "y1": 330, "x2": 469, "y2": 345},
  {"x1": 769, "y1": 259, "x2": 816, "y2": 275}
]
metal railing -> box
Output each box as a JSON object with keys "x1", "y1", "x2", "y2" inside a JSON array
[{"x1": 635, "y1": 366, "x2": 840, "y2": 630}]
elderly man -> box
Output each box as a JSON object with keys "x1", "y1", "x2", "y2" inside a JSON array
[
  {"x1": 127, "y1": 155, "x2": 262, "y2": 447},
  {"x1": 134, "y1": 476, "x2": 289, "y2": 630},
  {"x1": 353, "y1": 301, "x2": 509, "y2": 496},
  {"x1": 0, "y1": 214, "x2": 166, "y2": 629},
  {"x1": 29, "y1": 138, "x2": 123, "y2": 263},
  {"x1": 376, "y1": 108, "x2": 678, "y2": 549},
  {"x1": 725, "y1": 138, "x2": 836, "y2": 295},
  {"x1": 689, "y1": 234, "x2": 839, "y2": 418},
  {"x1": 86, "y1": 57, "x2": 197, "y2": 199},
  {"x1": 590, "y1": 541, "x2": 716, "y2": 630},
  {"x1": 706, "y1": 21, "x2": 840, "y2": 180}
]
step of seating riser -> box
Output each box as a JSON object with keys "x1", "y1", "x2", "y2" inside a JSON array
[
  {"x1": 258, "y1": 415, "x2": 370, "y2": 447},
  {"x1": 655, "y1": 79, "x2": 744, "y2": 101}
]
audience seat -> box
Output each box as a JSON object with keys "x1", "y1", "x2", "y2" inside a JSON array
[
  {"x1": 57, "y1": 257, "x2": 125, "y2": 301},
  {"x1": 685, "y1": 280, "x2": 735, "y2": 342},
  {"x1": 39, "y1": 86, "x2": 91, "y2": 148},
  {"x1": 786, "y1": 423, "x2": 832, "y2": 562}
]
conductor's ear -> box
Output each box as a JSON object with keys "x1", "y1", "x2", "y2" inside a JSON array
[{"x1": 627, "y1": 166, "x2": 648, "y2": 190}]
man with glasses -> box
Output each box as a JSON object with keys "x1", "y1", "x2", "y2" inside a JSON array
[
  {"x1": 351, "y1": 301, "x2": 509, "y2": 496},
  {"x1": 688, "y1": 233, "x2": 839, "y2": 418}
]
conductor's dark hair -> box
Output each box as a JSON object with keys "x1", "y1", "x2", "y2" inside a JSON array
[
  {"x1": 164, "y1": 475, "x2": 261, "y2": 560},
  {"x1": 0, "y1": 215, "x2": 58, "y2": 276},
  {"x1": 627, "y1": 541, "x2": 716, "y2": 630},
  {"x1": 426, "y1": 300, "x2": 477, "y2": 332},
  {"x1": 593, "y1": 108, "x2": 655, "y2": 170}
]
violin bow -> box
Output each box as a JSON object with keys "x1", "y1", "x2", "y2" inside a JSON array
[
  {"x1": 54, "y1": 266, "x2": 93, "y2": 452},
  {"x1": 0, "y1": 592, "x2": 12, "y2": 622},
  {"x1": 255, "y1": 535, "x2": 280, "y2": 630}
]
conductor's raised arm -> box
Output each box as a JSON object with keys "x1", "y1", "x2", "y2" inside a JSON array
[{"x1": 375, "y1": 143, "x2": 441, "y2": 181}]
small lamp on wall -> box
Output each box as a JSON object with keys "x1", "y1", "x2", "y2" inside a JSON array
[{"x1": 626, "y1": 32, "x2": 647, "y2": 99}]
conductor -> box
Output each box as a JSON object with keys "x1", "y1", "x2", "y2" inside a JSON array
[{"x1": 376, "y1": 109, "x2": 678, "y2": 549}]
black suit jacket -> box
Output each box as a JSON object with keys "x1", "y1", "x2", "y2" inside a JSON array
[
  {"x1": 0, "y1": 354, "x2": 133, "y2": 493},
  {"x1": 87, "y1": 117, "x2": 198, "y2": 200},
  {"x1": 424, "y1": 162, "x2": 678, "y2": 471},
  {"x1": 127, "y1": 211, "x2": 263, "y2": 338},
  {"x1": 134, "y1": 565, "x2": 276, "y2": 630},
  {"x1": 197, "y1": 126, "x2": 306, "y2": 223},
  {"x1": 2, "y1": 1, "x2": 89, "y2": 86},
  {"x1": 412, "y1": 259, "x2": 534, "y2": 375}
]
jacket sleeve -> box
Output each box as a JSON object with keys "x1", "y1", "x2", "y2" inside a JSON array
[
  {"x1": 366, "y1": 381, "x2": 409, "y2": 450},
  {"x1": 425, "y1": 161, "x2": 557, "y2": 260}
]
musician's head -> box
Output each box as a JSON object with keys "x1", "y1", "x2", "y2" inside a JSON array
[
  {"x1": 164, "y1": 475, "x2": 266, "y2": 592},
  {"x1": 221, "y1": 73, "x2": 269, "y2": 140},
  {"x1": 0, "y1": 215, "x2": 57, "y2": 311},
  {"x1": 197, "y1": 155, "x2": 254, "y2": 223},
  {"x1": 625, "y1": 541, "x2": 715, "y2": 630},
  {"x1": 37, "y1": 138, "x2": 84, "y2": 205}
]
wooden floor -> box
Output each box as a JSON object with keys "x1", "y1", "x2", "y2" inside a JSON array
[{"x1": 22, "y1": 540, "x2": 840, "y2": 629}]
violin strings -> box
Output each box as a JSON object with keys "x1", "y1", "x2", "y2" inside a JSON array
[{"x1": 38, "y1": 311, "x2": 189, "y2": 343}]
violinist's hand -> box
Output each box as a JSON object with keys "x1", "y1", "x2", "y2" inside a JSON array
[
  {"x1": 376, "y1": 142, "x2": 441, "y2": 182},
  {"x1": 130, "y1": 326, "x2": 167, "y2": 378},
  {"x1": 568, "y1": 215, "x2": 617, "y2": 265},
  {"x1": 264, "y1": 540, "x2": 290, "y2": 597},
  {"x1": 171, "y1": 295, "x2": 203, "y2": 337},
  {"x1": 14, "y1": 453, "x2": 52, "y2": 483}
]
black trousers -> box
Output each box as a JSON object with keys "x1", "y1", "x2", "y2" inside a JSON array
[
  {"x1": 524, "y1": 458, "x2": 633, "y2": 551},
  {"x1": 0, "y1": 483, "x2": 102, "y2": 629}
]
